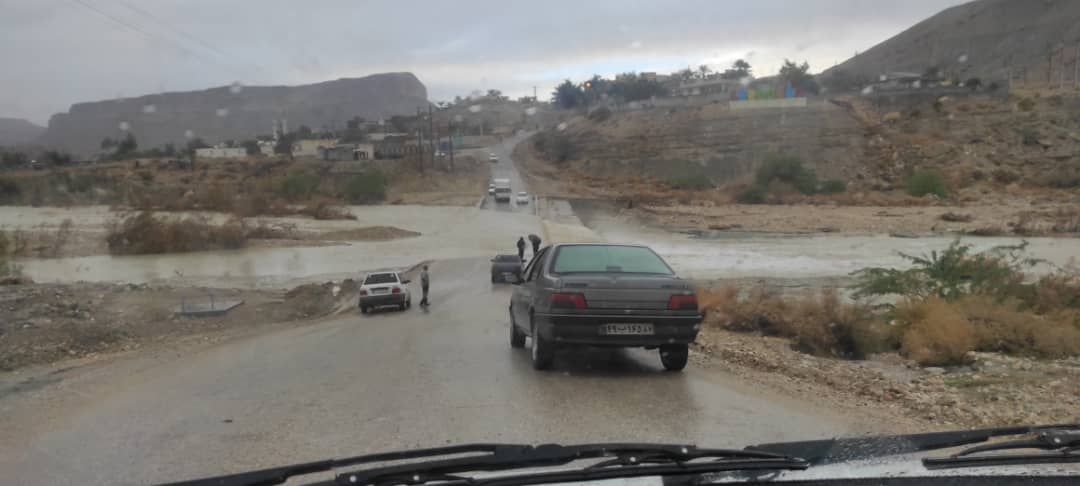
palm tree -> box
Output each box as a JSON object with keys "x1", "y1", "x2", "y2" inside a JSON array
[{"x1": 698, "y1": 64, "x2": 712, "y2": 79}]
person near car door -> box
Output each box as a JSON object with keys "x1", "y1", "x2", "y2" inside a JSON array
[
  {"x1": 516, "y1": 237, "x2": 526, "y2": 261},
  {"x1": 528, "y1": 234, "x2": 541, "y2": 256},
  {"x1": 419, "y1": 265, "x2": 430, "y2": 306}
]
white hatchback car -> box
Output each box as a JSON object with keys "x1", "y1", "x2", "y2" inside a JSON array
[
  {"x1": 358, "y1": 271, "x2": 411, "y2": 313},
  {"x1": 515, "y1": 191, "x2": 529, "y2": 204},
  {"x1": 489, "y1": 153, "x2": 498, "y2": 162}
]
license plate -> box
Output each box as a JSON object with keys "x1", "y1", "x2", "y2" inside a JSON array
[
  {"x1": 600, "y1": 323, "x2": 654, "y2": 335},
  {"x1": 503, "y1": 272, "x2": 515, "y2": 279},
  {"x1": 371, "y1": 288, "x2": 388, "y2": 294}
]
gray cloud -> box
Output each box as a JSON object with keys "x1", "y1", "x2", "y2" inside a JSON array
[{"x1": 2, "y1": 0, "x2": 965, "y2": 124}]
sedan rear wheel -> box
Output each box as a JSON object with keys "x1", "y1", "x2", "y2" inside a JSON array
[
  {"x1": 659, "y1": 344, "x2": 689, "y2": 372},
  {"x1": 509, "y1": 307, "x2": 526, "y2": 349},
  {"x1": 530, "y1": 318, "x2": 554, "y2": 370}
]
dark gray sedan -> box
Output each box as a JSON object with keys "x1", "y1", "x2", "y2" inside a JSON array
[
  {"x1": 490, "y1": 254, "x2": 523, "y2": 283},
  {"x1": 508, "y1": 243, "x2": 702, "y2": 371}
]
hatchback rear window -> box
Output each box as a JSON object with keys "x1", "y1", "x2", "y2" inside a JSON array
[
  {"x1": 364, "y1": 273, "x2": 398, "y2": 285},
  {"x1": 551, "y1": 246, "x2": 673, "y2": 275}
]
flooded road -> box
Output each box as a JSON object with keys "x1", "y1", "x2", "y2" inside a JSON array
[{"x1": 11, "y1": 206, "x2": 542, "y2": 288}]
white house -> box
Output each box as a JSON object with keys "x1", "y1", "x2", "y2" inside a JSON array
[{"x1": 195, "y1": 147, "x2": 247, "y2": 159}]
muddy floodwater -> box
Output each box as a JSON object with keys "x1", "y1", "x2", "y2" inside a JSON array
[{"x1": 6, "y1": 205, "x2": 1078, "y2": 288}]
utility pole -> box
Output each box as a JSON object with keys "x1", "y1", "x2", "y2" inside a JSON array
[
  {"x1": 448, "y1": 120, "x2": 455, "y2": 173},
  {"x1": 416, "y1": 107, "x2": 424, "y2": 174},
  {"x1": 533, "y1": 86, "x2": 537, "y2": 101},
  {"x1": 428, "y1": 104, "x2": 435, "y2": 169}
]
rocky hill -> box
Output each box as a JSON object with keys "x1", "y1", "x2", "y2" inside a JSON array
[
  {"x1": 0, "y1": 117, "x2": 45, "y2": 146},
  {"x1": 41, "y1": 72, "x2": 428, "y2": 156},
  {"x1": 824, "y1": 0, "x2": 1080, "y2": 83}
]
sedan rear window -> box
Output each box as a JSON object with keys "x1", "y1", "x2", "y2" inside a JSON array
[
  {"x1": 551, "y1": 246, "x2": 673, "y2": 275},
  {"x1": 364, "y1": 273, "x2": 398, "y2": 285}
]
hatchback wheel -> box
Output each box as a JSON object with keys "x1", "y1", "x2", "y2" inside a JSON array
[
  {"x1": 509, "y1": 310, "x2": 526, "y2": 349},
  {"x1": 659, "y1": 344, "x2": 689, "y2": 372}
]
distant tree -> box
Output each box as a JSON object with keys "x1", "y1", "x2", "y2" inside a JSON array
[
  {"x1": 779, "y1": 59, "x2": 819, "y2": 94},
  {"x1": 43, "y1": 150, "x2": 73, "y2": 166},
  {"x1": 100, "y1": 137, "x2": 117, "y2": 150},
  {"x1": 721, "y1": 59, "x2": 752, "y2": 79},
  {"x1": 273, "y1": 133, "x2": 295, "y2": 159},
  {"x1": 676, "y1": 68, "x2": 695, "y2": 82},
  {"x1": 453, "y1": 95, "x2": 464, "y2": 105},
  {"x1": 186, "y1": 137, "x2": 209, "y2": 154},
  {"x1": 486, "y1": 89, "x2": 502, "y2": 98},
  {"x1": 552, "y1": 79, "x2": 585, "y2": 109},
  {"x1": 609, "y1": 72, "x2": 667, "y2": 102},
  {"x1": 697, "y1": 64, "x2": 712, "y2": 79},
  {"x1": 582, "y1": 74, "x2": 611, "y2": 105},
  {"x1": 116, "y1": 133, "x2": 138, "y2": 157},
  {"x1": 1, "y1": 151, "x2": 29, "y2": 168},
  {"x1": 296, "y1": 125, "x2": 313, "y2": 138},
  {"x1": 162, "y1": 143, "x2": 176, "y2": 156},
  {"x1": 241, "y1": 139, "x2": 260, "y2": 156}
]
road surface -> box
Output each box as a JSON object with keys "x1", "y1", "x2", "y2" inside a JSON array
[
  {"x1": 0, "y1": 257, "x2": 861, "y2": 486},
  {"x1": 477, "y1": 132, "x2": 532, "y2": 214}
]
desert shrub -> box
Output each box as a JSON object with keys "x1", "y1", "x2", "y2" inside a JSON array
[
  {"x1": 991, "y1": 169, "x2": 1020, "y2": 184},
  {"x1": 199, "y1": 185, "x2": 234, "y2": 211},
  {"x1": 851, "y1": 240, "x2": 1039, "y2": 303},
  {"x1": 279, "y1": 170, "x2": 321, "y2": 201},
  {"x1": 533, "y1": 132, "x2": 576, "y2": 163},
  {"x1": 1018, "y1": 127, "x2": 1039, "y2": 146},
  {"x1": 299, "y1": 202, "x2": 356, "y2": 220},
  {"x1": 955, "y1": 296, "x2": 1080, "y2": 359},
  {"x1": 819, "y1": 179, "x2": 847, "y2": 194},
  {"x1": 896, "y1": 297, "x2": 977, "y2": 366},
  {"x1": 1017, "y1": 97, "x2": 1035, "y2": 112},
  {"x1": 0, "y1": 177, "x2": 21, "y2": 203},
  {"x1": 939, "y1": 212, "x2": 974, "y2": 223},
  {"x1": 754, "y1": 155, "x2": 818, "y2": 195},
  {"x1": 667, "y1": 175, "x2": 712, "y2": 190},
  {"x1": 138, "y1": 171, "x2": 154, "y2": 183},
  {"x1": 905, "y1": 170, "x2": 948, "y2": 198},
  {"x1": 340, "y1": 171, "x2": 387, "y2": 203},
  {"x1": 736, "y1": 185, "x2": 767, "y2": 204},
  {"x1": 587, "y1": 107, "x2": 612, "y2": 122},
  {"x1": 105, "y1": 212, "x2": 250, "y2": 255}
]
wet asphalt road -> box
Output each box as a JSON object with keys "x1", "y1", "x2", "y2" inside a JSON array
[
  {"x1": 480, "y1": 133, "x2": 532, "y2": 214},
  {"x1": 0, "y1": 257, "x2": 858, "y2": 486}
]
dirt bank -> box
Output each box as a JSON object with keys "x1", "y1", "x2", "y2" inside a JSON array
[
  {"x1": 0, "y1": 279, "x2": 359, "y2": 371},
  {"x1": 693, "y1": 327, "x2": 1080, "y2": 428}
]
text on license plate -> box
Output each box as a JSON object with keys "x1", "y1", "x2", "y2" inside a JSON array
[
  {"x1": 601, "y1": 323, "x2": 654, "y2": 335},
  {"x1": 372, "y1": 288, "x2": 389, "y2": 294}
]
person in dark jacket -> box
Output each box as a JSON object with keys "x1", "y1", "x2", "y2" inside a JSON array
[
  {"x1": 528, "y1": 234, "x2": 541, "y2": 255},
  {"x1": 419, "y1": 265, "x2": 430, "y2": 306},
  {"x1": 516, "y1": 236, "x2": 526, "y2": 261}
]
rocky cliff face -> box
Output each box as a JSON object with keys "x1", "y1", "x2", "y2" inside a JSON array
[
  {"x1": 0, "y1": 117, "x2": 45, "y2": 146},
  {"x1": 41, "y1": 72, "x2": 428, "y2": 156},
  {"x1": 824, "y1": 0, "x2": 1080, "y2": 82}
]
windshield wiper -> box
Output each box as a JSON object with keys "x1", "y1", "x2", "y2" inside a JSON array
[
  {"x1": 746, "y1": 423, "x2": 1080, "y2": 467},
  {"x1": 162, "y1": 443, "x2": 807, "y2": 486},
  {"x1": 923, "y1": 429, "x2": 1080, "y2": 470}
]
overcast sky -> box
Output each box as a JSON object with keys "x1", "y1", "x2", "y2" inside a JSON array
[{"x1": 2, "y1": 0, "x2": 967, "y2": 124}]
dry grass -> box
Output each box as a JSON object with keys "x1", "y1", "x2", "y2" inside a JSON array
[
  {"x1": 939, "y1": 212, "x2": 974, "y2": 223},
  {"x1": 955, "y1": 296, "x2": 1080, "y2": 359},
  {"x1": 895, "y1": 297, "x2": 977, "y2": 366}
]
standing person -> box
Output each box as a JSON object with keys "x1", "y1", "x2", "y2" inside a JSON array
[
  {"x1": 528, "y1": 234, "x2": 541, "y2": 256},
  {"x1": 419, "y1": 265, "x2": 430, "y2": 306},
  {"x1": 516, "y1": 236, "x2": 526, "y2": 262}
]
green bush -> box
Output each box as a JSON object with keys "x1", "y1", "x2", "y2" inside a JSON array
[
  {"x1": 754, "y1": 155, "x2": 818, "y2": 195},
  {"x1": 905, "y1": 170, "x2": 948, "y2": 198},
  {"x1": 533, "y1": 132, "x2": 576, "y2": 163},
  {"x1": 341, "y1": 171, "x2": 388, "y2": 204},
  {"x1": 279, "y1": 171, "x2": 321, "y2": 201},
  {"x1": 0, "y1": 177, "x2": 21, "y2": 203},
  {"x1": 1017, "y1": 97, "x2": 1035, "y2": 112},
  {"x1": 736, "y1": 185, "x2": 767, "y2": 204},
  {"x1": 819, "y1": 179, "x2": 847, "y2": 194},
  {"x1": 587, "y1": 107, "x2": 612, "y2": 122}
]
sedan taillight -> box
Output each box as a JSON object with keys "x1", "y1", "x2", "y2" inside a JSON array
[
  {"x1": 550, "y1": 293, "x2": 587, "y2": 309},
  {"x1": 392, "y1": 287, "x2": 401, "y2": 294},
  {"x1": 359, "y1": 289, "x2": 368, "y2": 296},
  {"x1": 668, "y1": 294, "x2": 698, "y2": 310}
]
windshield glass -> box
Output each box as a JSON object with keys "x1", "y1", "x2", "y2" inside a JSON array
[
  {"x1": 4, "y1": 1, "x2": 1080, "y2": 485},
  {"x1": 552, "y1": 245, "x2": 673, "y2": 274},
  {"x1": 364, "y1": 273, "x2": 398, "y2": 285}
]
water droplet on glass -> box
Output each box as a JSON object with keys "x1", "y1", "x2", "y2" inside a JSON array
[
  {"x1": 861, "y1": 86, "x2": 874, "y2": 95},
  {"x1": 913, "y1": 80, "x2": 922, "y2": 89},
  {"x1": 556, "y1": 122, "x2": 568, "y2": 131},
  {"x1": 453, "y1": 115, "x2": 464, "y2": 123},
  {"x1": 739, "y1": 77, "x2": 751, "y2": 87},
  {"x1": 216, "y1": 108, "x2": 229, "y2": 118},
  {"x1": 879, "y1": 74, "x2": 888, "y2": 82},
  {"x1": 958, "y1": 54, "x2": 968, "y2": 63},
  {"x1": 229, "y1": 82, "x2": 244, "y2": 94},
  {"x1": 629, "y1": 40, "x2": 643, "y2": 49},
  {"x1": 118, "y1": 121, "x2": 130, "y2": 131},
  {"x1": 142, "y1": 104, "x2": 157, "y2": 114},
  {"x1": 468, "y1": 105, "x2": 482, "y2": 113},
  {"x1": 184, "y1": 129, "x2": 195, "y2": 139},
  {"x1": 525, "y1": 107, "x2": 538, "y2": 116}
]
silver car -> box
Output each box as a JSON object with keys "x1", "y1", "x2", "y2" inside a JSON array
[{"x1": 509, "y1": 243, "x2": 702, "y2": 371}]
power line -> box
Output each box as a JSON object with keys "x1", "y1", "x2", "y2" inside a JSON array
[
  {"x1": 66, "y1": 0, "x2": 240, "y2": 74},
  {"x1": 111, "y1": 0, "x2": 264, "y2": 74}
]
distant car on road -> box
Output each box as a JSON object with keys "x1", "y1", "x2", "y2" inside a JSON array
[
  {"x1": 490, "y1": 254, "x2": 524, "y2": 283},
  {"x1": 488, "y1": 184, "x2": 496, "y2": 195},
  {"x1": 515, "y1": 191, "x2": 529, "y2": 204},
  {"x1": 509, "y1": 243, "x2": 701, "y2": 371},
  {"x1": 489, "y1": 153, "x2": 498, "y2": 162},
  {"x1": 358, "y1": 271, "x2": 411, "y2": 313}
]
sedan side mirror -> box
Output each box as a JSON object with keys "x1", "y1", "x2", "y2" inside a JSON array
[{"x1": 402, "y1": 279, "x2": 411, "y2": 284}]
